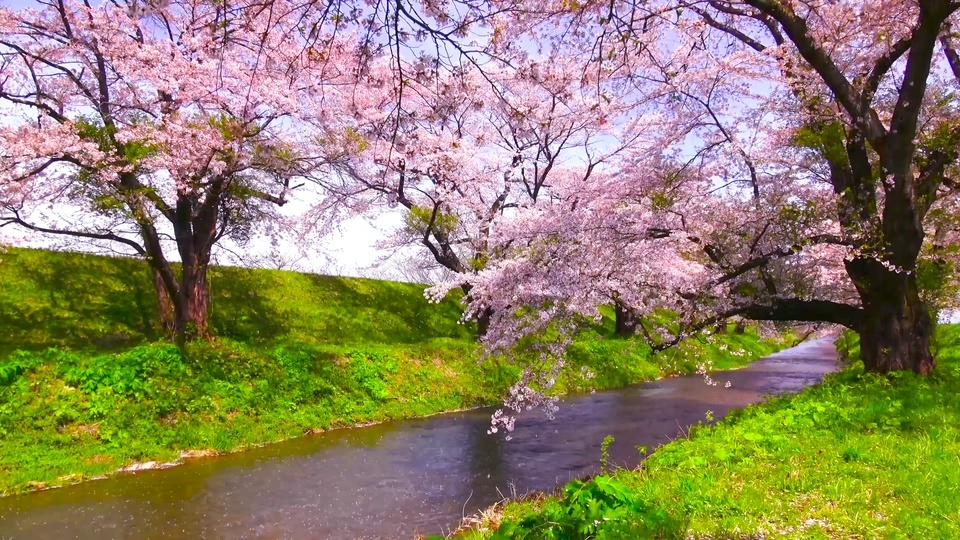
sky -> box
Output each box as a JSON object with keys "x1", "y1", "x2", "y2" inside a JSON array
[
  {"x1": 0, "y1": 207, "x2": 412, "y2": 279},
  {"x1": 293, "y1": 212, "x2": 412, "y2": 279}
]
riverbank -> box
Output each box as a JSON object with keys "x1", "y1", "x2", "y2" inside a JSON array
[
  {"x1": 0, "y1": 247, "x2": 788, "y2": 496},
  {"x1": 458, "y1": 326, "x2": 960, "y2": 539}
]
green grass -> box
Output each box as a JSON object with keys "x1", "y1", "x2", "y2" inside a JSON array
[
  {"x1": 0, "y1": 246, "x2": 473, "y2": 354},
  {"x1": 0, "y1": 247, "x2": 786, "y2": 496},
  {"x1": 464, "y1": 326, "x2": 960, "y2": 539}
]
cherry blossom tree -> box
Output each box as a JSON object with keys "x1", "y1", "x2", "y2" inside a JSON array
[
  {"x1": 0, "y1": 0, "x2": 362, "y2": 341},
  {"x1": 425, "y1": 0, "x2": 960, "y2": 376},
  {"x1": 327, "y1": 58, "x2": 639, "y2": 336},
  {"x1": 265, "y1": 0, "x2": 956, "y2": 365}
]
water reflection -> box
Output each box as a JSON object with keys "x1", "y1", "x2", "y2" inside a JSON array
[{"x1": 0, "y1": 340, "x2": 837, "y2": 539}]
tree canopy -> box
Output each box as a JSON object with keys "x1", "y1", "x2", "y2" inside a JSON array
[
  {"x1": 3, "y1": 0, "x2": 959, "y2": 390},
  {"x1": 0, "y1": 0, "x2": 362, "y2": 339}
]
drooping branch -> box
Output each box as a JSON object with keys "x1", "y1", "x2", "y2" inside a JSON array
[
  {"x1": 0, "y1": 210, "x2": 147, "y2": 256},
  {"x1": 650, "y1": 298, "x2": 864, "y2": 353},
  {"x1": 712, "y1": 234, "x2": 853, "y2": 287}
]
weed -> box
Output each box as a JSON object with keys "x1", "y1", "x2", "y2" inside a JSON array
[{"x1": 600, "y1": 435, "x2": 615, "y2": 473}]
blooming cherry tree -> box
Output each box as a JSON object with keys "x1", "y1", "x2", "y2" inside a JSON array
[
  {"x1": 425, "y1": 0, "x2": 960, "y2": 377},
  {"x1": 329, "y1": 57, "x2": 637, "y2": 336},
  {"x1": 0, "y1": 0, "x2": 363, "y2": 340}
]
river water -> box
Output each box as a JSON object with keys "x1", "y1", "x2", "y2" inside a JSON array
[{"x1": 0, "y1": 339, "x2": 838, "y2": 539}]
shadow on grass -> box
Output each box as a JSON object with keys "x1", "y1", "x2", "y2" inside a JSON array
[
  {"x1": 0, "y1": 247, "x2": 476, "y2": 357},
  {"x1": 0, "y1": 249, "x2": 159, "y2": 354},
  {"x1": 300, "y1": 273, "x2": 472, "y2": 343},
  {"x1": 210, "y1": 266, "x2": 474, "y2": 345},
  {"x1": 209, "y1": 265, "x2": 287, "y2": 342}
]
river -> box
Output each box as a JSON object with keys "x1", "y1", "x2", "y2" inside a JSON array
[{"x1": 0, "y1": 339, "x2": 838, "y2": 539}]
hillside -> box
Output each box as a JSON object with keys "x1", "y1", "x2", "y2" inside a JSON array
[
  {"x1": 0, "y1": 247, "x2": 787, "y2": 495},
  {"x1": 0, "y1": 247, "x2": 473, "y2": 356}
]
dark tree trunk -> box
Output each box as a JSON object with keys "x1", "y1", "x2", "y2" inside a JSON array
[
  {"x1": 714, "y1": 320, "x2": 727, "y2": 334},
  {"x1": 614, "y1": 301, "x2": 638, "y2": 336},
  {"x1": 152, "y1": 269, "x2": 176, "y2": 337},
  {"x1": 173, "y1": 262, "x2": 211, "y2": 343},
  {"x1": 159, "y1": 187, "x2": 220, "y2": 345},
  {"x1": 461, "y1": 283, "x2": 494, "y2": 340},
  {"x1": 859, "y1": 304, "x2": 934, "y2": 374},
  {"x1": 146, "y1": 253, "x2": 212, "y2": 345},
  {"x1": 847, "y1": 257, "x2": 935, "y2": 374},
  {"x1": 476, "y1": 307, "x2": 494, "y2": 339},
  {"x1": 734, "y1": 319, "x2": 746, "y2": 334}
]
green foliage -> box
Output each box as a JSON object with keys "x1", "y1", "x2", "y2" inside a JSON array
[
  {"x1": 0, "y1": 350, "x2": 43, "y2": 385},
  {"x1": 916, "y1": 247, "x2": 960, "y2": 320},
  {"x1": 916, "y1": 118, "x2": 960, "y2": 164},
  {"x1": 794, "y1": 120, "x2": 848, "y2": 166},
  {"x1": 347, "y1": 349, "x2": 398, "y2": 400},
  {"x1": 403, "y1": 205, "x2": 460, "y2": 239},
  {"x1": 73, "y1": 115, "x2": 157, "y2": 163},
  {"x1": 649, "y1": 191, "x2": 676, "y2": 212},
  {"x1": 72, "y1": 116, "x2": 117, "y2": 154},
  {"x1": 492, "y1": 476, "x2": 682, "y2": 539},
  {"x1": 60, "y1": 345, "x2": 185, "y2": 400},
  {"x1": 599, "y1": 435, "x2": 614, "y2": 473}
]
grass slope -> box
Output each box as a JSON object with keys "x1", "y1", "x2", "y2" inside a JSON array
[
  {"x1": 0, "y1": 247, "x2": 786, "y2": 496},
  {"x1": 0, "y1": 246, "x2": 473, "y2": 354},
  {"x1": 467, "y1": 326, "x2": 960, "y2": 539}
]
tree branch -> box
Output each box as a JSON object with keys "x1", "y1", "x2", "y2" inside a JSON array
[
  {"x1": 940, "y1": 20, "x2": 960, "y2": 83},
  {"x1": 0, "y1": 211, "x2": 147, "y2": 256},
  {"x1": 651, "y1": 298, "x2": 863, "y2": 353},
  {"x1": 742, "y1": 0, "x2": 887, "y2": 145}
]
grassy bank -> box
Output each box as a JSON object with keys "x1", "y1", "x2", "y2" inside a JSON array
[
  {"x1": 0, "y1": 247, "x2": 786, "y2": 496},
  {"x1": 463, "y1": 326, "x2": 960, "y2": 539}
]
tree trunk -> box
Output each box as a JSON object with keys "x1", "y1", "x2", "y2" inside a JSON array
[
  {"x1": 848, "y1": 258, "x2": 935, "y2": 374},
  {"x1": 734, "y1": 319, "x2": 746, "y2": 334},
  {"x1": 172, "y1": 251, "x2": 211, "y2": 344},
  {"x1": 614, "y1": 301, "x2": 638, "y2": 336},
  {"x1": 167, "y1": 187, "x2": 221, "y2": 344},
  {"x1": 714, "y1": 320, "x2": 727, "y2": 334},
  {"x1": 152, "y1": 269, "x2": 176, "y2": 337},
  {"x1": 476, "y1": 307, "x2": 494, "y2": 339},
  {"x1": 461, "y1": 283, "x2": 494, "y2": 340},
  {"x1": 177, "y1": 270, "x2": 210, "y2": 342},
  {"x1": 858, "y1": 291, "x2": 934, "y2": 374}
]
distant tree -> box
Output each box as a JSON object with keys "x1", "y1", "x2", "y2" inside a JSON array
[{"x1": 326, "y1": 60, "x2": 636, "y2": 337}]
